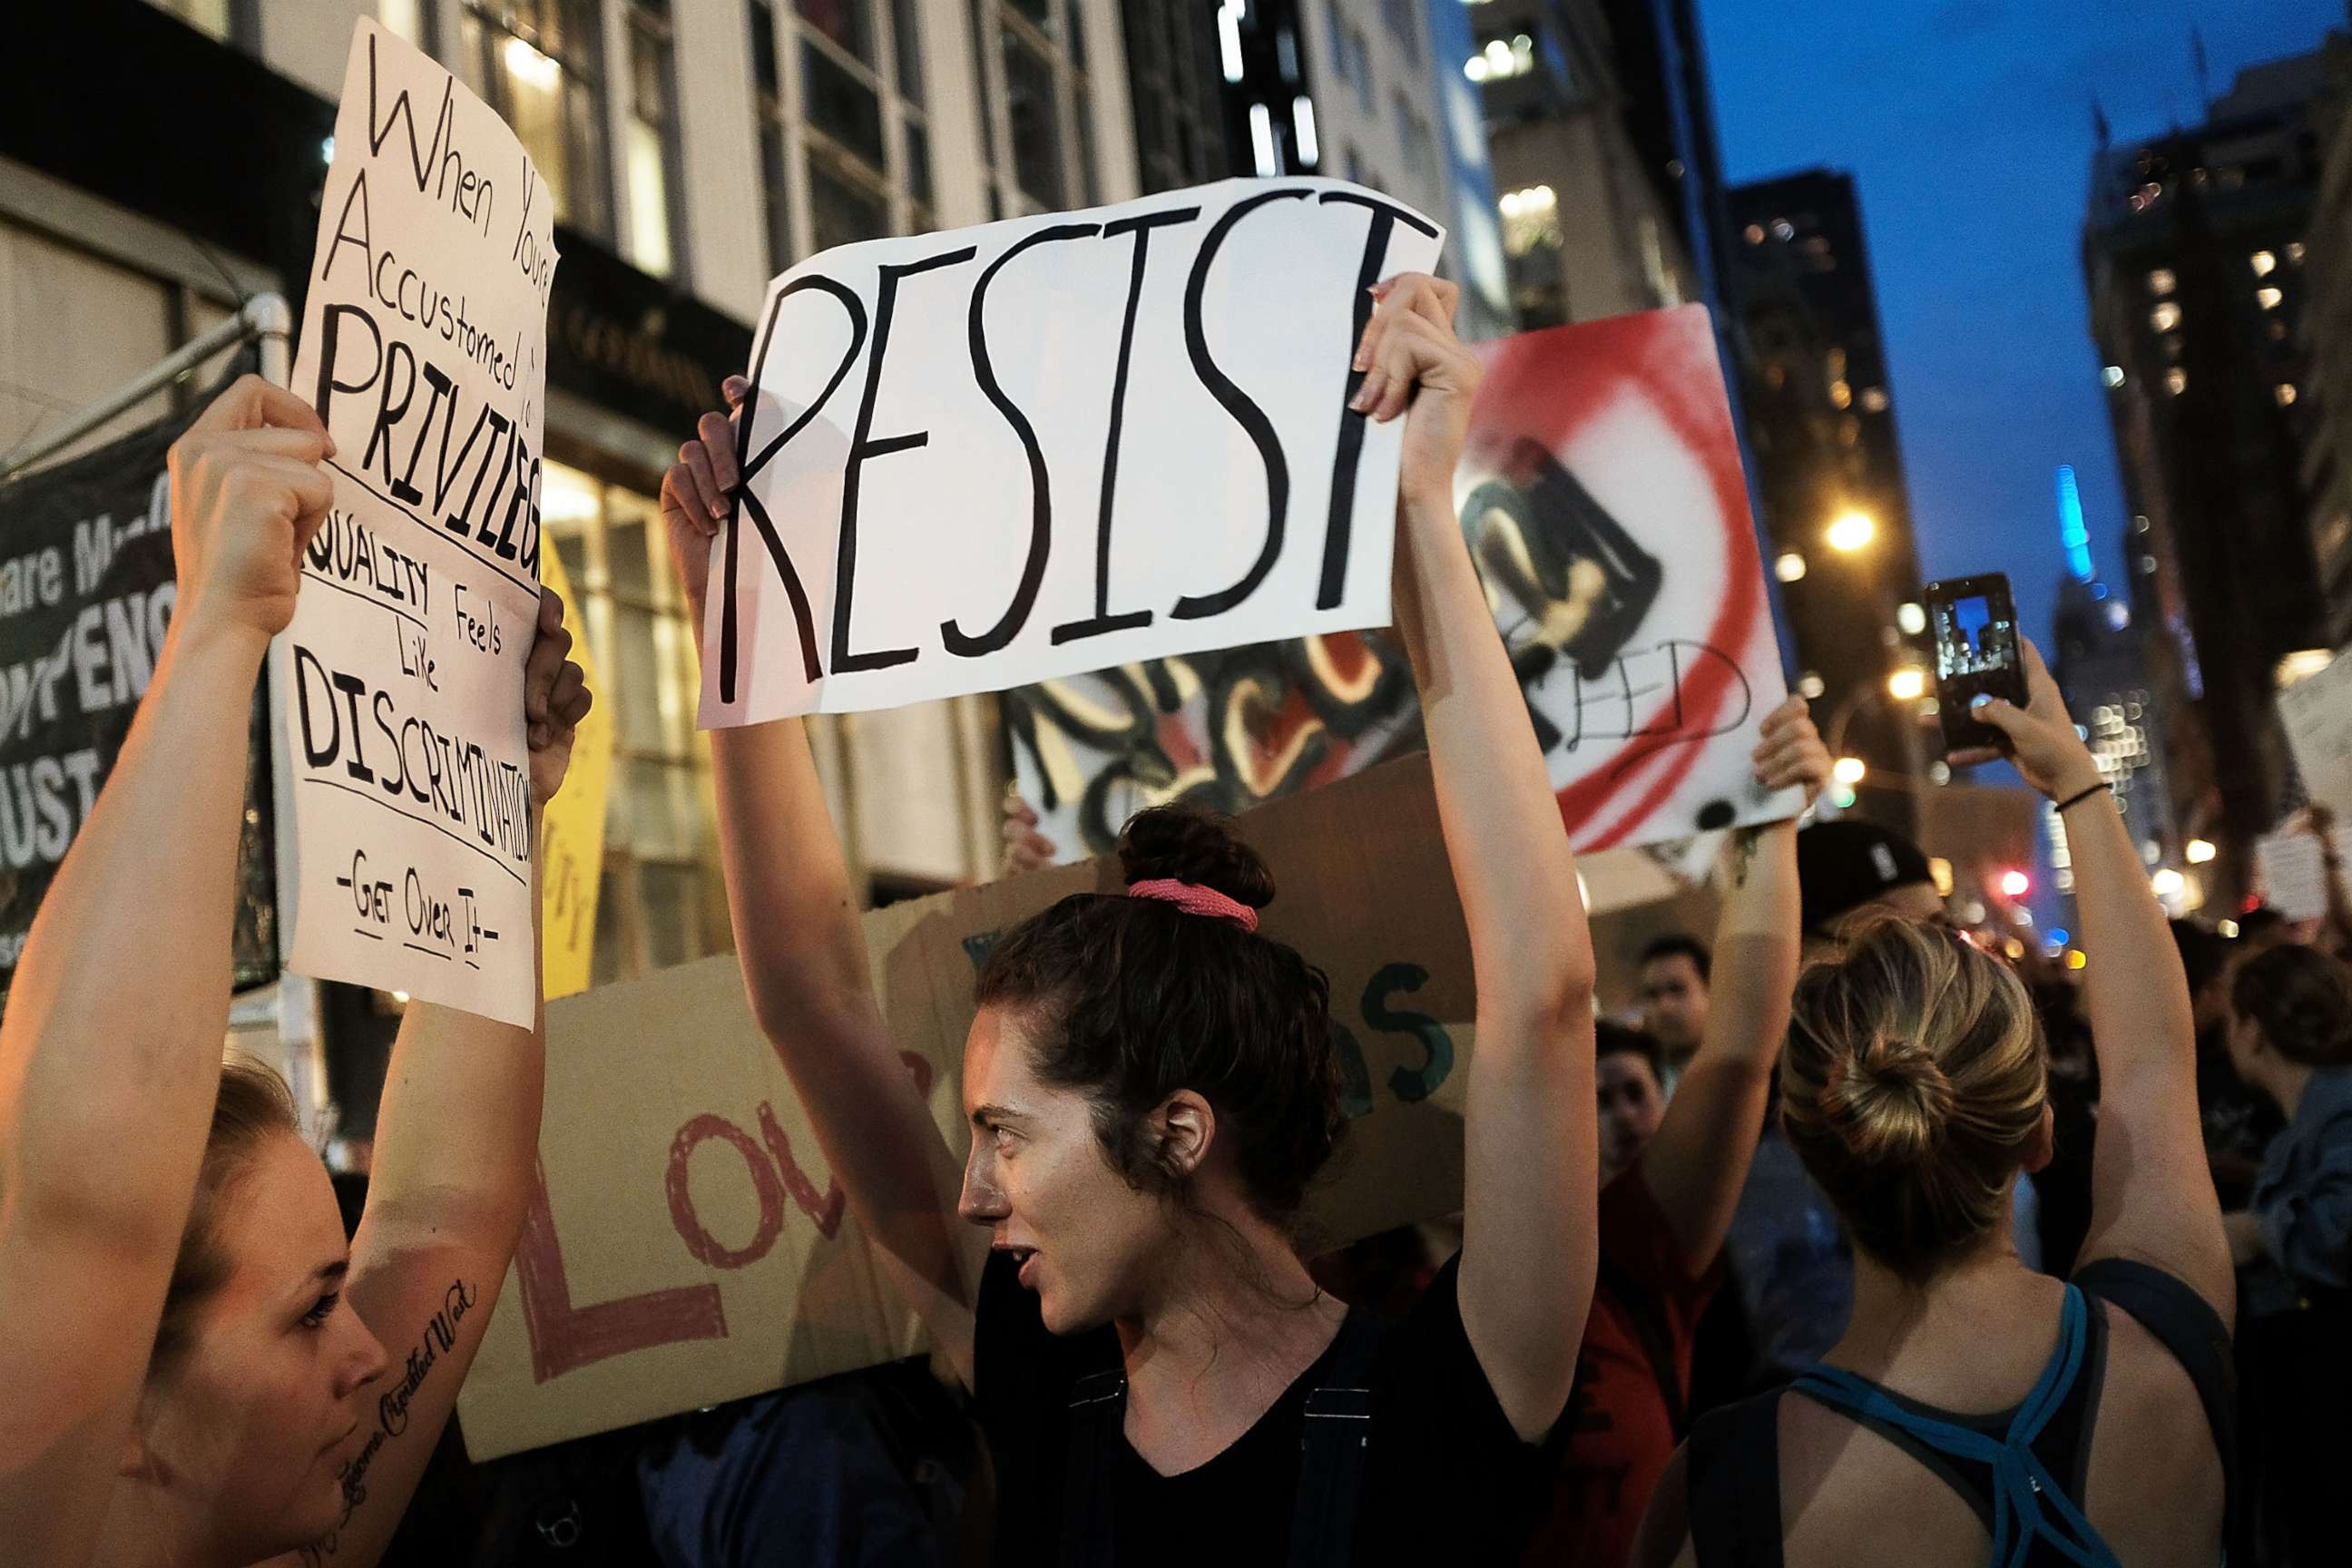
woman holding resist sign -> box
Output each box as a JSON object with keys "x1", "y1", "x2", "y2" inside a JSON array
[
  {"x1": 0, "y1": 375, "x2": 593, "y2": 1568},
  {"x1": 662, "y1": 272, "x2": 1596, "y2": 1563}
]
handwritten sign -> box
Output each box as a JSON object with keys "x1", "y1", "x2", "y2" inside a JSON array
[
  {"x1": 1007, "y1": 304, "x2": 1801, "y2": 862},
  {"x1": 698, "y1": 177, "x2": 1445, "y2": 724},
  {"x1": 2280, "y1": 648, "x2": 2352, "y2": 823},
  {"x1": 457, "y1": 754, "x2": 1482, "y2": 1458},
  {"x1": 535, "y1": 545, "x2": 610, "y2": 999},
  {"x1": 279, "y1": 20, "x2": 558, "y2": 1025}
]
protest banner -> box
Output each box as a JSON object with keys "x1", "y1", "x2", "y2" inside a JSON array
[
  {"x1": 697, "y1": 177, "x2": 1446, "y2": 724},
  {"x1": 2280, "y1": 648, "x2": 2352, "y2": 824},
  {"x1": 1008, "y1": 302, "x2": 1801, "y2": 868},
  {"x1": 279, "y1": 19, "x2": 559, "y2": 1025},
  {"x1": 0, "y1": 368, "x2": 279, "y2": 1007},
  {"x1": 535, "y1": 544, "x2": 611, "y2": 999},
  {"x1": 457, "y1": 753, "x2": 1483, "y2": 1458}
]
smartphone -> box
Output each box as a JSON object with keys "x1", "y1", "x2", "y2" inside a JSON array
[{"x1": 1926, "y1": 573, "x2": 2028, "y2": 754}]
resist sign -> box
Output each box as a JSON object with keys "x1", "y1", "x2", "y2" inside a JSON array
[
  {"x1": 279, "y1": 19, "x2": 558, "y2": 1025},
  {"x1": 700, "y1": 177, "x2": 1446, "y2": 723}
]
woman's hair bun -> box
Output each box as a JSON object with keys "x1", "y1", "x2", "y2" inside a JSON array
[
  {"x1": 1814, "y1": 1033, "x2": 1955, "y2": 1169},
  {"x1": 1118, "y1": 803, "x2": 1275, "y2": 910}
]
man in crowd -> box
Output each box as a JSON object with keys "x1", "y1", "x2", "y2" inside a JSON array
[{"x1": 1637, "y1": 936, "x2": 1711, "y2": 1077}]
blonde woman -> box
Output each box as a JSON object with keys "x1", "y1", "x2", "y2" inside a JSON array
[{"x1": 1634, "y1": 639, "x2": 2234, "y2": 1568}]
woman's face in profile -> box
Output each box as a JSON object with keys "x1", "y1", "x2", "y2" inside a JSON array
[{"x1": 132, "y1": 1134, "x2": 387, "y2": 1558}]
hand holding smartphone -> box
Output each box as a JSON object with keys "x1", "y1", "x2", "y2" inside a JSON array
[{"x1": 1926, "y1": 573, "x2": 2030, "y2": 756}]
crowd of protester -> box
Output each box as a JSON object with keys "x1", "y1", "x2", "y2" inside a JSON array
[{"x1": 1, "y1": 274, "x2": 2343, "y2": 1566}]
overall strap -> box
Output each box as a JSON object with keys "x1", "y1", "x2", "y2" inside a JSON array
[
  {"x1": 1789, "y1": 1287, "x2": 2123, "y2": 1568},
  {"x1": 1057, "y1": 1367, "x2": 1126, "y2": 1568},
  {"x1": 1289, "y1": 1306, "x2": 1384, "y2": 1568}
]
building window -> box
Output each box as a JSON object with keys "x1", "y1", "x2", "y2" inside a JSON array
[
  {"x1": 540, "y1": 460, "x2": 729, "y2": 984},
  {"x1": 623, "y1": 1, "x2": 684, "y2": 279},
  {"x1": 379, "y1": 0, "x2": 436, "y2": 50},
  {"x1": 1352, "y1": 26, "x2": 1375, "y2": 113},
  {"x1": 2165, "y1": 368, "x2": 2188, "y2": 396},
  {"x1": 2277, "y1": 383, "x2": 2299, "y2": 407},
  {"x1": 2151, "y1": 301, "x2": 2182, "y2": 333},
  {"x1": 2257, "y1": 286, "x2": 2284, "y2": 310},
  {"x1": 1381, "y1": 0, "x2": 1421, "y2": 61},
  {"x1": 2148, "y1": 268, "x2": 2176, "y2": 296},
  {"x1": 970, "y1": 0, "x2": 1094, "y2": 216},
  {"x1": 755, "y1": 0, "x2": 934, "y2": 273},
  {"x1": 2252, "y1": 250, "x2": 2278, "y2": 277},
  {"x1": 464, "y1": 1, "x2": 615, "y2": 242},
  {"x1": 2288, "y1": 240, "x2": 2308, "y2": 265}
]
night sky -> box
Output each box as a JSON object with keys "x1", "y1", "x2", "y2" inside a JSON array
[{"x1": 1698, "y1": 0, "x2": 2345, "y2": 654}]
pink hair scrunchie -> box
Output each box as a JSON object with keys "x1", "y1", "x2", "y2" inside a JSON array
[{"x1": 1125, "y1": 877, "x2": 1260, "y2": 934}]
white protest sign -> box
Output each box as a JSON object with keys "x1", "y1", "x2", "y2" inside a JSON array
[
  {"x1": 279, "y1": 20, "x2": 557, "y2": 1025},
  {"x1": 699, "y1": 178, "x2": 1445, "y2": 723},
  {"x1": 2256, "y1": 824, "x2": 2351, "y2": 922},
  {"x1": 2280, "y1": 649, "x2": 2352, "y2": 823}
]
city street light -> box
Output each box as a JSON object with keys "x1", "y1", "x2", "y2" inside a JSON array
[
  {"x1": 2152, "y1": 868, "x2": 2186, "y2": 899},
  {"x1": 1833, "y1": 756, "x2": 1867, "y2": 786},
  {"x1": 2185, "y1": 838, "x2": 2217, "y2": 865},
  {"x1": 1887, "y1": 668, "x2": 1927, "y2": 701},
  {"x1": 1826, "y1": 510, "x2": 1877, "y2": 553},
  {"x1": 1775, "y1": 551, "x2": 1808, "y2": 583}
]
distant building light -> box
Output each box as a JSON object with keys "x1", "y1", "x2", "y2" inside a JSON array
[
  {"x1": 1775, "y1": 550, "x2": 1808, "y2": 583},
  {"x1": 1833, "y1": 756, "x2": 1868, "y2": 787},
  {"x1": 2288, "y1": 241, "x2": 2308, "y2": 265},
  {"x1": 2252, "y1": 250, "x2": 2278, "y2": 277},
  {"x1": 1798, "y1": 671, "x2": 1827, "y2": 700},
  {"x1": 2102, "y1": 364, "x2": 2126, "y2": 388},
  {"x1": 1859, "y1": 387, "x2": 1889, "y2": 413},
  {"x1": 2152, "y1": 867, "x2": 2186, "y2": 899},
  {"x1": 2258, "y1": 286, "x2": 2285, "y2": 310},
  {"x1": 2278, "y1": 648, "x2": 2337, "y2": 688},
  {"x1": 1217, "y1": 0, "x2": 1245, "y2": 83},
  {"x1": 2164, "y1": 368, "x2": 2188, "y2": 396},
  {"x1": 1888, "y1": 668, "x2": 1927, "y2": 701},
  {"x1": 1743, "y1": 223, "x2": 1766, "y2": 244},
  {"x1": 1830, "y1": 380, "x2": 1853, "y2": 410},
  {"x1": 1772, "y1": 218, "x2": 1795, "y2": 240},
  {"x1": 2133, "y1": 514, "x2": 2151, "y2": 533},
  {"x1": 2277, "y1": 382, "x2": 2298, "y2": 407},
  {"x1": 2219, "y1": 918, "x2": 2241, "y2": 938},
  {"x1": 2139, "y1": 553, "x2": 2159, "y2": 573},
  {"x1": 2065, "y1": 948, "x2": 2088, "y2": 971},
  {"x1": 1929, "y1": 760, "x2": 1951, "y2": 784},
  {"x1": 2106, "y1": 601, "x2": 2131, "y2": 631},
  {"x1": 1826, "y1": 510, "x2": 1877, "y2": 553},
  {"x1": 1291, "y1": 96, "x2": 1318, "y2": 166},
  {"x1": 1248, "y1": 102, "x2": 1277, "y2": 177},
  {"x1": 2149, "y1": 268, "x2": 2177, "y2": 296},
  {"x1": 2187, "y1": 838, "x2": 2218, "y2": 865},
  {"x1": 1897, "y1": 602, "x2": 1927, "y2": 635},
  {"x1": 2151, "y1": 302, "x2": 2182, "y2": 332}
]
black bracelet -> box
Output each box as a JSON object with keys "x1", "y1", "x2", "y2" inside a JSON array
[{"x1": 2053, "y1": 781, "x2": 2112, "y2": 814}]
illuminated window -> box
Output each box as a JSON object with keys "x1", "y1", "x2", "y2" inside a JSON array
[
  {"x1": 1829, "y1": 380, "x2": 1853, "y2": 410},
  {"x1": 757, "y1": 0, "x2": 937, "y2": 269},
  {"x1": 2165, "y1": 368, "x2": 2188, "y2": 396},
  {"x1": 1466, "y1": 33, "x2": 1535, "y2": 83},
  {"x1": 2288, "y1": 240, "x2": 2308, "y2": 264},
  {"x1": 1771, "y1": 219, "x2": 1795, "y2": 241},
  {"x1": 2278, "y1": 383, "x2": 2299, "y2": 407},
  {"x1": 2151, "y1": 302, "x2": 2182, "y2": 332},
  {"x1": 1744, "y1": 223, "x2": 1766, "y2": 244},
  {"x1": 541, "y1": 460, "x2": 727, "y2": 985},
  {"x1": 1859, "y1": 387, "x2": 1889, "y2": 413},
  {"x1": 2252, "y1": 250, "x2": 2278, "y2": 277},
  {"x1": 622, "y1": 2, "x2": 682, "y2": 279},
  {"x1": 1498, "y1": 184, "x2": 1560, "y2": 258},
  {"x1": 2148, "y1": 268, "x2": 2177, "y2": 296},
  {"x1": 2102, "y1": 365, "x2": 2126, "y2": 387},
  {"x1": 464, "y1": 1, "x2": 614, "y2": 241},
  {"x1": 2258, "y1": 286, "x2": 2284, "y2": 310}
]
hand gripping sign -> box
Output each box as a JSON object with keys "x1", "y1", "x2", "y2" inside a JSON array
[
  {"x1": 698, "y1": 178, "x2": 1446, "y2": 724},
  {"x1": 279, "y1": 19, "x2": 558, "y2": 1025}
]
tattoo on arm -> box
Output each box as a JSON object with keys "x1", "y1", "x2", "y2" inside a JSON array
[
  {"x1": 299, "y1": 1279, "x2": 479, "y2": 1564},
  {"x1": 1730, "y1": 828, "x2": 1763, "y2": 889}
]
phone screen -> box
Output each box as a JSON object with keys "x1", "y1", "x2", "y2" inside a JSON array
[
  {"x1": 1926, "y1": 575, "x2": 2025, "y2": 754},
  {"x1": 1933, "y1": 593, "x2": 2016, "y2": 681}
]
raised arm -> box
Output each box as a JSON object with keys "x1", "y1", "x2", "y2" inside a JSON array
[
  {"x1": 1637, "y1": 699, "x2": 1825, "y2": 1271},
  {"x1": 0, "y1": 377, "x2": 331, "y2": 1567},
  {"x1": 295, "y1": 591, "x2": 591, "y2": 1568},
  {"x1": 1974, "y1": 641, "x2": 2232, "y2": 1321},
  {"x1": 1363, "y1": 275, "x2": 1596, "y2": 1440},
  {"x1": 662, "y1": 385, "x2": 978, "y2": 1384}
]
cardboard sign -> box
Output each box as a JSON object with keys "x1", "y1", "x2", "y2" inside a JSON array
[
  {"x1": 697, "y1": 178, "x2": 1446, "y2": 724},
  {"x1": 2280, "y1": 649, "x2": 2352, "y2": 823},
  {"x1": 457, "y1": 754, "x2": 1479, "y2": 1458},
  {"x1": 1007, "y1": 304, "x2": 1799, "y2": 864},
  {"x1": 279, "y1": 20, "x2": 559, "y2": 1024},
  {"x1": 535, "y1": 545, "x2": 611, "y2": 1000},
  {"x1": 2256, "y1": 824, "x2": 2351, "y2": 922}
]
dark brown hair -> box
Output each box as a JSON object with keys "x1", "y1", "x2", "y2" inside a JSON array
[
  {"x1": 974, "y1": 804, "x2": 1342, "y2": 1229},
  {"x1": 2233, "y1": 943, "x2": 2352, "y2": 1068},
  {"x1": 1780, "y1": 916, "x2": 2046, "y2": 1282},
  {"x1": 151, "y1": 1056, "x2": 302, "y2": 1374}
]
